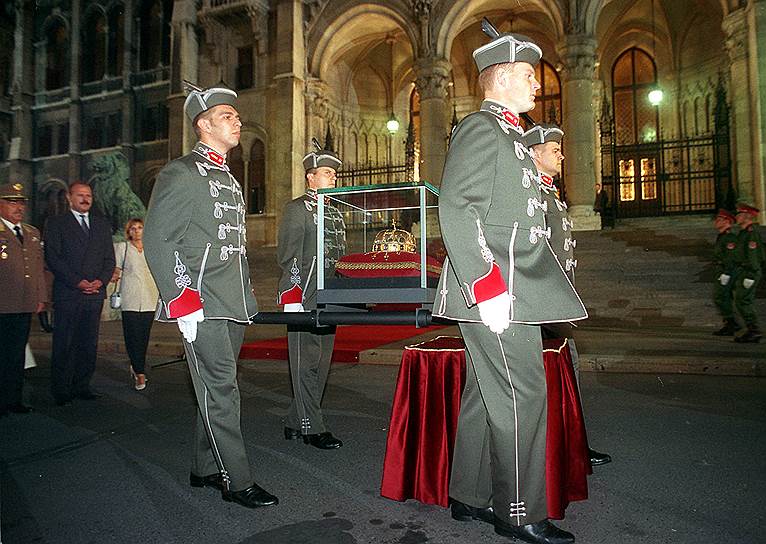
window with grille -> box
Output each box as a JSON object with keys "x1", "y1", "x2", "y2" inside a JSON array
[{"x1": 611, "y1": 48, "x2": 659, "y2": 145}]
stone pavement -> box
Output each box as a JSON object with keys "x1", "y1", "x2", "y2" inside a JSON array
[
  {"x1": 1, "y1": 350, "x2": 764, "y2": 544},
  {"x1": 27, "y1": 315, "x2": 765, "y2": 377}
]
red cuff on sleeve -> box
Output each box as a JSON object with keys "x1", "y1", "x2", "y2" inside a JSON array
[
  {"x1": 278, "y1": 284, "x2": 303, "y2": 305},
  {"x1": 470, "y1": 262, "x2": 507, "y2": 304},
  {"x1": 166, "y1": 287, "x2": 203, "y2": 318}
]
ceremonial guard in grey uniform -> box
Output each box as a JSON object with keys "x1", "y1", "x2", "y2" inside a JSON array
[
  {"x1": 277, "y1": 144, "x2": 346, "y2": 449},
  {"x1": 523, "y1": 123, "x2": 611, "y2": 468},
  {"x1": 0, "y1": 183, "x2": 46, "y2": 416},
  {"x1": 434, "y1": 20, "x2": 586, "y2": 544},
  {"x1": 144, "y1": 84, "x2": 277, "y2": 509}
]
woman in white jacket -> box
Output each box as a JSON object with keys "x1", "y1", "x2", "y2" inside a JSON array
[{"x1": 112, "y1": 218, "x2": 159, "y2": 390}]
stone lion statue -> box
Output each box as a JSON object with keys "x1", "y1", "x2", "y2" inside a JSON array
[{"x1": 88, "y1": 152, "x2": 146, "y2": 241}]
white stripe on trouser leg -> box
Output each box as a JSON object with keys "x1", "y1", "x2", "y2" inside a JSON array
[
  {"x1": 497, "y1": 332, "x2": 525, "y2": 523},
  {"x1": 187, "y1": 340, "x2": 230, "y2": 488},
  {"x1": 295, "y1": 335, "x2": 309, "y2": 434}
]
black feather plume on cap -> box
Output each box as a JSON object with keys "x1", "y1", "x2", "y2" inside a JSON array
[
  {"x1": 182, "y1": 80, "x2": 203, "y2": 94},
  {"x1": 481, "y1": 18, "x2": 501, "y2": 39}
]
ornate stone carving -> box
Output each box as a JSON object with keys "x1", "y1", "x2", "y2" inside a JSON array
[
  {"x1": 306, "y1": 77, "x2": 330, "y2": 118},
  {"x1": 414, "y1": 57, "x2": 451, "y2": 100},
  {"x1": 304, "y1": 0, "x2": 331, "y2": 32},
  {"x1": 722, "y1": 9, "x2": 748, "y2": 62},
  {"x1": 557, "y1": 34, "x2": 597, "y2": 81},
  {"x1": 412, "y1": 0, "x2": 433, "y2": 56}
]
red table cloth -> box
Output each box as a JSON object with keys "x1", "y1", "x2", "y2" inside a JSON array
[{"x1": 380, "y1": 335, "x2": 590, "y2": 519}]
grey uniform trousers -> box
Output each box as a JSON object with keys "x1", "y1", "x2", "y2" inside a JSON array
[
  {"x1": 450, "y1": 322, "x2": 548, "y2": 525},
  {"x1": 184, "y1": 319, "x2": 253, "y2": 492},
  {"x1": 286, "y1": 324, "x2": 336, "y2": 434}
]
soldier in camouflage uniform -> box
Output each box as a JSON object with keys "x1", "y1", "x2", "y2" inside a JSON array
[
  {"x1": 434, "y1": 20, "x2": 586, "y2": 544},
  {"x1": 522, "y1": 123, "x2": 611, "y2": 468},
  {"x1": 711, "y1": 209, "x2": 739, "y2": 336},
  {"x1": 733, "y1": 203, "x2": 765, "y2": 343},
  {"x1": 277, "y1": 145, "x2": 346, "y2": 450},
  {"x1": 144, "y1": 84, "x2": 278, "y2": 509}
]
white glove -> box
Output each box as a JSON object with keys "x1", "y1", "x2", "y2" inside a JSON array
[
  {"x1": 284, "y1": 303, "x2": 305, "y2": 313},
  {"x1": 743, "y1": 278, "x2": 755, "y2": 289},
  {"x1": 177, "y1": 308, "x2": 205, "y2": 343},
  {"x1": 719, "y1": 274, "x2": 731, "y2": 286},
  {"x1": 477, "y1": 292, "x2": 511, "y2": 334}
]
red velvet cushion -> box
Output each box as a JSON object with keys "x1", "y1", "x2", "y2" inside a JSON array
[{"x1": 335, "y1": 251, "x2": 443, "y2": 278}]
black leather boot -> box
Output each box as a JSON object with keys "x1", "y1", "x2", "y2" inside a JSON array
[
  {"x1": 450, "y1": 499, "x2": 494, "y2": 524},
  {"x1": 189, "y1": 472, "x2": 224, "y2": 491},
  {"x1": 222, "y1": 483, "x2": 278, "y2": 508},
  {"x1": 713, "y1": 319, "x2": 738, "y2": 336},
  {"x1": 734, "y1": 325, "x2": 762, "y2": 343},
  {"x1": 304, "y1": 432, "x2": 343, "y2": 449},
  {"x1": 494, "y1": 517, "x2": 575, "y2": 544}
]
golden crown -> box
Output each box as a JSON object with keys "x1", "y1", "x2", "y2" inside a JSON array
[{"x1": 372, "y1": 220, "x2": 416, "y2": 253}]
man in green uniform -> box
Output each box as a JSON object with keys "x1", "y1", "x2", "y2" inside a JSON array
[
  {"x1": 144, "y1": 83, "x2": 278, "y2": 509},
  {"x1": 0, "y1": 183, "x2": 46, "y2": 416},
  {"x1": 434, "y1": 19, "x2": 587, "y2": 544},
  {"x1": 522, "y1": 122, "x2": 611, "y2": 468},
  {"x1": 277, "y1": 144, "x2": 346, "y2": 450},
  {"x1": 711, "y1": 209, "x2": 739, "y2": 336},
  {"x1": 733, "y1": 203, "x2": 765, "y2": 343}
]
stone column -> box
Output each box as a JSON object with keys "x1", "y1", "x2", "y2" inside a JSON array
[
  {"x1": 271, "y1": 0, "x2": 305, "y2": 206},
  {"x1": 168, "y1": 0, "x2": 199, "y2": 159},
  {"x1": 68, "y1": 0, "x2": 82, "y2": 181},
  {"x1": 747, "y1": 1, "x2": 766, "y2": 221},
  {"x1": 557, "y1": 34, "x2": 600, "y2": 231},
  {"x1": 8, "y1": 0, "x2": 34, "y2": 198},
  {"x1": 723, "y1": 9, "x2": 756, "y2": 206},
  {"x1": 414, "y1": 57, "x2": 451, "y2": 185},
  {"x1": 121, "y1": 0, "x2": 135, "y2": 187}
]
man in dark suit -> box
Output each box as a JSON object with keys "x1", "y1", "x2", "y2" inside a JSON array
[
  {"x1": 0, "y1": 183, "x2": 47, "y2": 416},
  {"x1": 44, "y1": 182, "x2": 115, "y2": 405}
]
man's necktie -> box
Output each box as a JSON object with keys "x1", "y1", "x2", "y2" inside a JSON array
[
  {"x1": 13, "y1": 225, "x2": 23, "y2": 244},
  {"x1": 79, "y1": 214, "x2": 90, "y2": 235}
]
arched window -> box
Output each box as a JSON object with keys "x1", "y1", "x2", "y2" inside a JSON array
[
  {"x1": 138, "y1": 0, "x2": 171, "y2": 70},
  {"x1": 248, "y1": 139, "x2": 266, "y2": 214},
  {"x1": 612, "y1": 48, "x2": 659, "y2": 145},
  {"x1": 45, "y1": 18, "x2": 69, "y2": 90},
  {"x1": 529, "y1": 60, "x2": 561, "y2": 125},
  {"x1": 107, "y1": 3, "x2": 125, "y2": 76},
  {"x1": 82, "y1": 9, "x2": 107, "y2": 82},
  {"x1": 228, "y1": 144, "x2": 244, "y2": 186}
]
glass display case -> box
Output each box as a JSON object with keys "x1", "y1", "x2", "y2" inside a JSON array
[{"x1": 316, "y1": 182, "x2": 442, "y2": 307}]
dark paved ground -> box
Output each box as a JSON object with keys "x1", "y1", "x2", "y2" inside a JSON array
[{"x1": 2, "y1": 350, "x2": 765, "y2": 544}]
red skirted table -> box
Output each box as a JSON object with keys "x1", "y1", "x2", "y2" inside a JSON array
[{"x1": 380, "y1": 335, "x2": 591, "y2": 519}]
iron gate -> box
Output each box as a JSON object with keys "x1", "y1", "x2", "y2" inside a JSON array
[{"x1": 600, "y1": 81, "x2": 734, "y2": 218}]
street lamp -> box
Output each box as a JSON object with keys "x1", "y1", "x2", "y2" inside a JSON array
[
  {"x1": 386, "y1": 112, "x2": 400, "y2": 135},
  {"x1": 648, "y1": 88, "x2": 664, "y2": 106}
]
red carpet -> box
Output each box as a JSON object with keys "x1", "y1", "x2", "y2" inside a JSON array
[{"x1": 239, "y1": 325, "x2": 444, "y2": 363}]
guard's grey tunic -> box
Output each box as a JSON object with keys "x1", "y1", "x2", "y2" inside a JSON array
[
  {"x1": 144, "y1": 141, "x2": 257, "y2": 491},
  {"x1": 539, "y1": 177, "x2": 576, "y2": 282},
  {"x1": 436, "y1": 100, "x2": 586, "y2": 526},
  {"x1": 277, "y1": 190, "x2": 346, "y2": 434}
]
